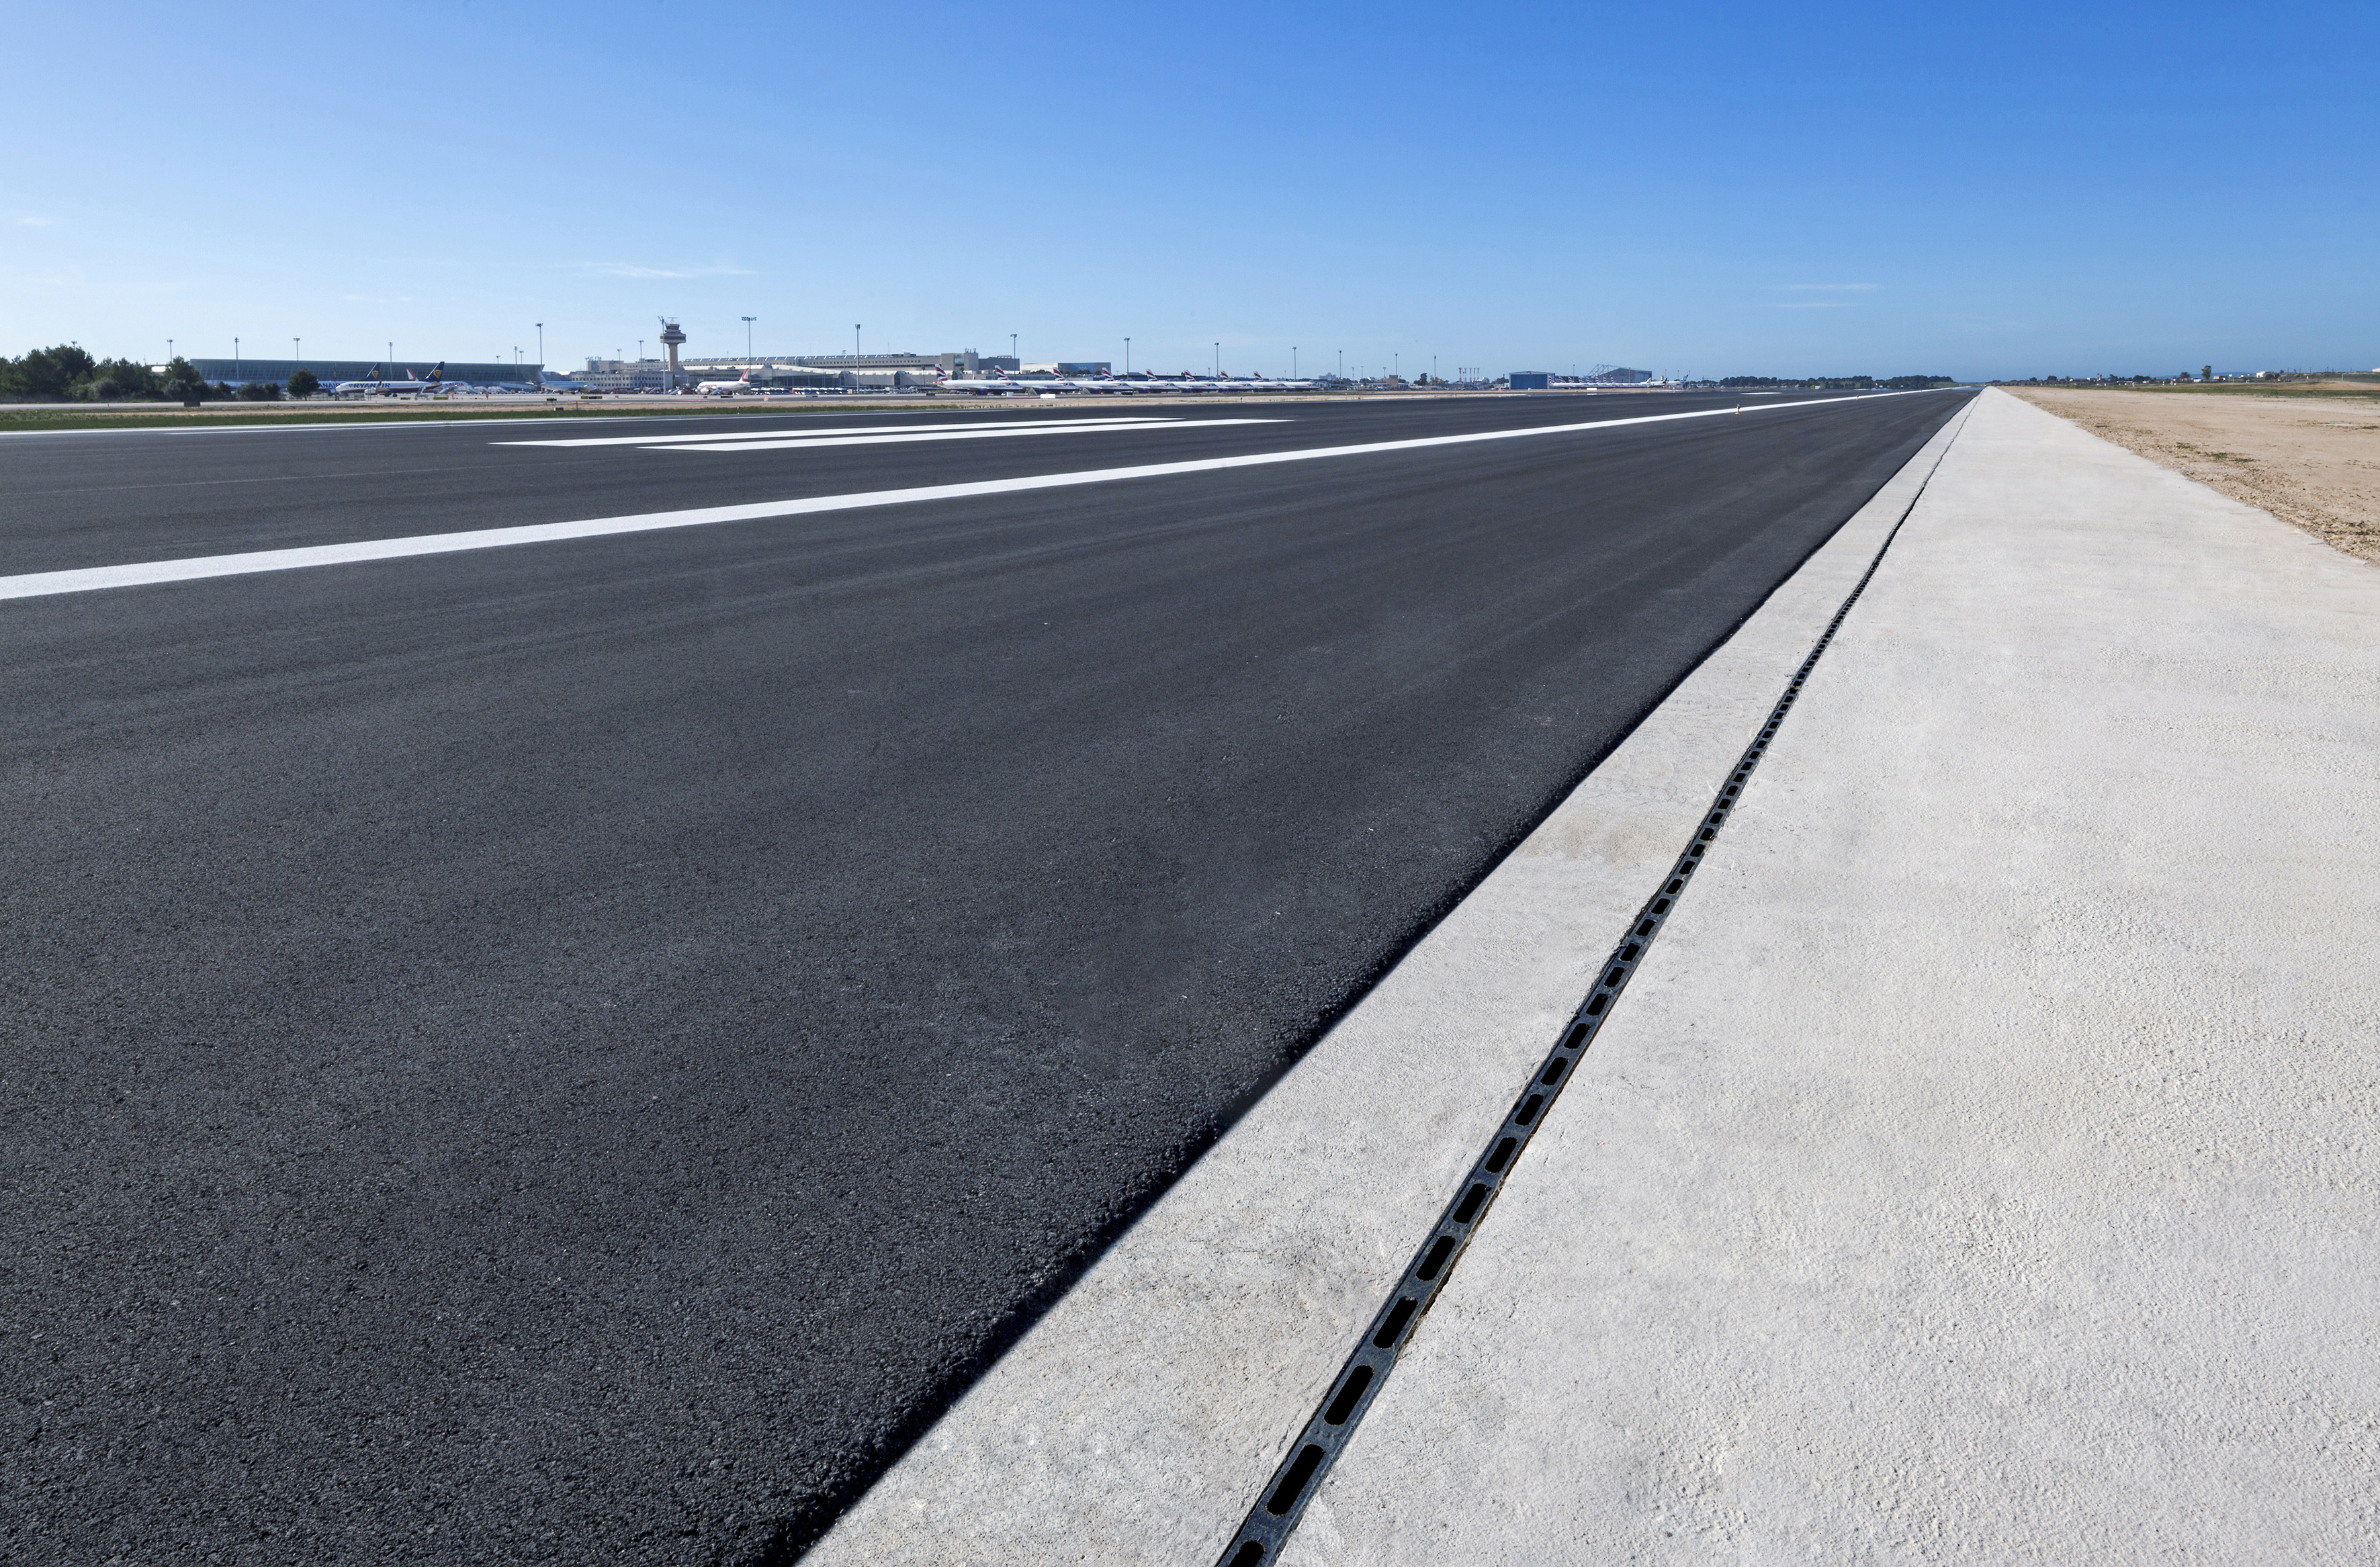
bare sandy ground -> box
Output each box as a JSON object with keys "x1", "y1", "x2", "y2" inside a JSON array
[{"x1": 2011, "y1": 387, "x2": 2380, "y2": 566}]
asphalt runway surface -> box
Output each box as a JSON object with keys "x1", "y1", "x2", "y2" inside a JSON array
[{"x1": 3, "y1": 390, "x2": 1972, "y2": 1564}]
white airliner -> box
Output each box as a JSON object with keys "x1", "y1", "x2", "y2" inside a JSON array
[
  {"x1": 696, "y1": 369, "x2": 764, "y2": 396},
  {"x1": 330, "y1": 363, "x2": 445, "y2": 397}
]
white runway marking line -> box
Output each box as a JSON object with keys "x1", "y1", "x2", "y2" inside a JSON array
[
  {"x1": 658, "y1": 418, "x2": 1286, "y2": 454},
  {"x1": 0, "y1": 394, "x2": 1929, "y2": 602},
  {"x1": 499, "y1": 417, "x2": 1198, "y2": 449}
]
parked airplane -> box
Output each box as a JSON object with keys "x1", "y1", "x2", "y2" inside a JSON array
[
  {"x1": 697, "y1": 369, "x2": 764, "y2": 396},
  {"x1": 330, "y1": 363, "x2": 445, "y2": 396}
]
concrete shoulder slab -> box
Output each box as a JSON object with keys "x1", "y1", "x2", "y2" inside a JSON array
[
  {"x1": 1287, "y1": 388, "x2": 2380, "y2": 1563},
  {"x1": 803, "y1": 408, "x2": 1976, "y2": 1563}
]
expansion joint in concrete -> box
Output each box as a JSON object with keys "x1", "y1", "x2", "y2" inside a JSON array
[{"x1": 1213, "y1": 408, "x2": 1973, "y2": 1566}]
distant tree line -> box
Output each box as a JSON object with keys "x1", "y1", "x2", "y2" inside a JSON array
[
  {"x1": 1718, "y1": 375, "x2": 1955, "y2": 391},
  {"x1": 2003, "y1": 373, "x2": 2199, "y2": 386},
  {"x1": 1, "y1": 343, "x2": 320, "y2": 402}
]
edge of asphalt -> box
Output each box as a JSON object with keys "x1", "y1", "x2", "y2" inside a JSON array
[{"x1": 796, "y1": 401, "x2": 1977, "y2": 1564}]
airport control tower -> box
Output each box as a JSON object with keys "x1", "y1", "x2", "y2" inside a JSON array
[{"x1": 658, "y1": 318, "x2": 687, "y2": 390}]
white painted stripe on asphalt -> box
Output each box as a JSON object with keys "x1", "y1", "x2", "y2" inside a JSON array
[
  {"x1": 0, "y1": 393, "x2": 1923, "y2": 602},
  {"x1": 655, "y1": 418, "x2": 1286, "y2": 454},
  {"x1": 498, "y1": 416, "x2": 1193, "y2": 449},
  {"x1": 0, "y1": 414, "x2": 617, "y2": 440}
]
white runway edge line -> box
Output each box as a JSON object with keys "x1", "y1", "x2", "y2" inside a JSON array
[{"x1": 0, "y1": 394, "x2": 1933, "y2": 602}]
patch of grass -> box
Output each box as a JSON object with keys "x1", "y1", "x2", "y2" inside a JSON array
[
  {"x1": 2128, "y1": 384, "x2": 2380, "y2": 404},
  {"x1": 0, "y1": 400, "x2": 981, "y2": 435}
]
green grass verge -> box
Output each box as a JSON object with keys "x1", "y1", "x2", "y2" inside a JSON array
[
  {"x1": 0, "y1": 388, "x2": 1363, "y2": 435},
  {"x1": 0, "y1": 400, "x2": 974, "y2": 434},
  {"x1": 2101, "y1": 384, "x2": 2380, "y2": 404}
]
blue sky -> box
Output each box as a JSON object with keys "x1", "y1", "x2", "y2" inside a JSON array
[{"x1": 5, "y1": 2, "x2": 2372, "y2": 380}]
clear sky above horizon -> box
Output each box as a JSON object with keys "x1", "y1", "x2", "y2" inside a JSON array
[{"x1": 5, "y1": 1, "x2": 2372, "y2": 382}]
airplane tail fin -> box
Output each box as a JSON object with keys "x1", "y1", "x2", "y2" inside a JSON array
[{"x1": 425, "y1": 361, "x2": 445, "y2": 384}]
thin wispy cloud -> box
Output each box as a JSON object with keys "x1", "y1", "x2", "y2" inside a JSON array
[
  {"x1": 579, "y1": 261, "x2": 758, "y2": 279},
  {"x1": 17, "y1": 216, "x2": 56, "y2": 226},
  {"x1": 1767, "y1": 282, "x2": 1878, "y2": 309},
  {"x1": 341, "y1": 294, "x2": 414, "y2": 304}
]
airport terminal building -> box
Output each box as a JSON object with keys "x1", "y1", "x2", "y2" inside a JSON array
[
  {"x1": 185, "y1": 358, "x2": 541, "y2": 388},
  {"x1": 653, "y1": 349, "x2": 1017, "y2": 392}
]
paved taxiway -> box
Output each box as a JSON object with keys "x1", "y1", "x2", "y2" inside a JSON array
[{"x1": 3, "y1": 391, "x2": 1968, "y2": 1562}]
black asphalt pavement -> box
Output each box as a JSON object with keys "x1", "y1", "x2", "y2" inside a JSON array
[{"x1": 3, "y1": 390, "x2": 1971, "y2": 1564}]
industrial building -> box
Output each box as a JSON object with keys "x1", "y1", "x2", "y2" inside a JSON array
[
  {"x1": 576, "y1": 359, "x2": 679, "y2": 393},
  {"x1": 661, "y1": 349, "x2": 1013, "y2": 392},
  {"x1": 566, "y1": 339, "x2": 1116, "y2": 395},
  {"x1": 184, "y1": 358, "x2": 540, "y2": 388},
  {"x1": 1510, "y1": 367, "x2": 1661, "y2": 392}
]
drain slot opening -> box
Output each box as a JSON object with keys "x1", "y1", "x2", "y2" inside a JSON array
[
  {"x1": 1213, "y1": 405, "x2": 1966, "y2": 1566},
  {"x1": 1266, "y1": 1445, "x2": 1326, "y2": 1516},
  {"x1": 1323, "y1": 1367, "x2": 1374, "y2": 1425},
  {"x1": 1415, "y1": 1236, "x2": 1457, "y2": 1281}
]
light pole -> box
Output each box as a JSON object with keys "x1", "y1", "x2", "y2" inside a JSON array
[
  {"x1": 1292, "y1": 347, "x2": 1298, "y2": 377},
  {"x1": 388, "y1": 341, "x2": 393, "y2": 373},
  {"x1": 854, "y1": 324, "x2": 861, "y2": 359},
  {"x1": 234, "y1": 338, "x2": 240, "y2": 381},
  {"x1": 166, "y1": 338, "x2": 173, "y2": 364},
  {"x1": 535, "y1": 323, "x2": 543, "y2": 379},
  {"x1": 742, "y1": 316, "x2": 756, "y2": 365},
  {"x1": 1213, "y1": 341, "x2": 1219, "y2": 376},
  {"x1": 1124, "y1": 337, "x2": 1130, "y2": 374},
  {"x1": 293, "y1": 337, "x2": 300, "y2": 365},
  {"x1": 1010, "y1": 332, "x2": 1017, "y2": 364},
  {"x1": 1337, "y1": 349, "x2": 1343, "y2": 378}
]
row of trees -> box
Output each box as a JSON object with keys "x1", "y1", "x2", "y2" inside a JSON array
[
  {"x1": 2011, "y1": 373, "x2": 2202, "y2": 386},
  {"x1": 1, "y1": 344, "x2": 321, "y2": 402}
]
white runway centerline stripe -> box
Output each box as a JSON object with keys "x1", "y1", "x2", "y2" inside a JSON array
[
  {"x1": 0, "y1": 394, "x2": 1923, "y2": 602},
  {"x1": 500, "y1": 416, "x2": 1195, "y2": 449}
]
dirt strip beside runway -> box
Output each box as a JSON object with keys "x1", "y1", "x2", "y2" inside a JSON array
[{"x1": 2013, "y1": 385, "x2": 2380, "y2": 566}]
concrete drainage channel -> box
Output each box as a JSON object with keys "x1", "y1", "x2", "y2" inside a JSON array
[{"x1": 1213, "y1": 435, "x2": 1963, "y2": 1566}]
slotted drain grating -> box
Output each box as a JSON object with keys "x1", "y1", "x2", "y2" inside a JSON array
[{"x1": 1213, "y1": 431, "x2": 1960, "y2": 1565}]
